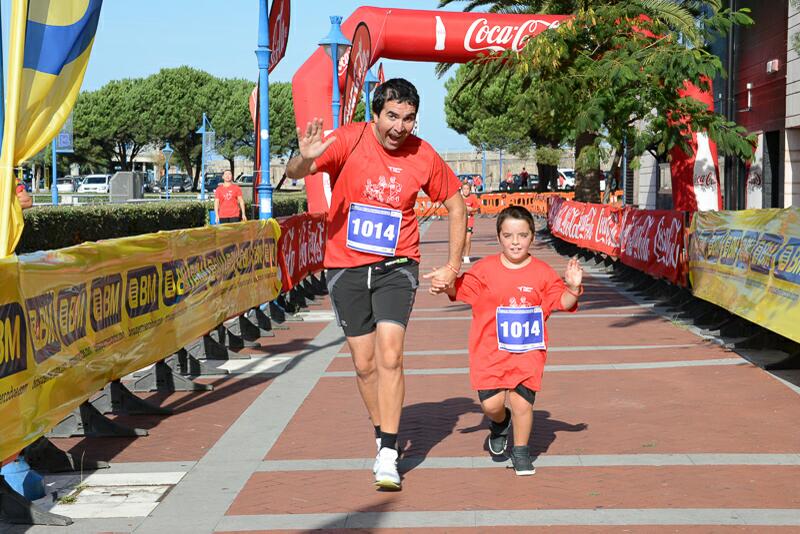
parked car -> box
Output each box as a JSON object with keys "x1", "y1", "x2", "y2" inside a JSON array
[
  {"x1": 165, "y1": 173, "x2": 193, "y2": 193},
  {"x1": 55, "y1": 177, "x2": 76, "y2": 193},
  {"x1": 77, "y1": 174, "x2": 111, "y2": 193},
  {"x1": 557, "y1": 168, "x2": 575, "y2": 189},
  {"x1": 235, "y1": 174, "x2": 254, "y2": 184},
  {"x1": 203, "y1": 173, "x2": 223, "y2": 193}
]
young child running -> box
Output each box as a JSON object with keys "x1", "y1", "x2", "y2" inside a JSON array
[{"x1": 427, "y1": 205, "x2": 583, "y2": 475}]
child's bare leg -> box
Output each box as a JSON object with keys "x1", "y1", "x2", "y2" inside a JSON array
[
  {"x1": 509, "y1": 391, "x2": 533, "y2": 446},
  {"x1": 480, "y1": 390, "x2": 507, "y2": 422}
]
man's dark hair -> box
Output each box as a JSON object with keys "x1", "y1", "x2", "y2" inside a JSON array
[
  {"x1": 496, "y1": 205, "x2": 535, "y2": 235},
  {"x1": 371, "y1": 78, "x2": 419, "y2": 117}
]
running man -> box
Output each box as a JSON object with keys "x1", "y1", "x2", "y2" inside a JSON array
[{"x1": 286, "y1": 78, "x2": 466, "y2": 490}]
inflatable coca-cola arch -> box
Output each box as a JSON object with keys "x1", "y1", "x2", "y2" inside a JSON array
[{"x1": 292, "y1": 7, "x2": 721, "y2": 213}]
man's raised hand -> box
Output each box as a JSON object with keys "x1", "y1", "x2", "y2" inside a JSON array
[{"x1": 297, "y1": 118, "x2": 337, "y2": 161}]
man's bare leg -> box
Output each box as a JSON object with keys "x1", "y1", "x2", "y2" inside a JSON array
[
  {"x1": 374, "y1": 322, "x2": 406, "y2": 434},
  {"x1": 346, "y1": 331, "x2": 380, "y2": 426}
]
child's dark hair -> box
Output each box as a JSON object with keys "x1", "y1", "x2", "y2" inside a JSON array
[
  {"x1": 496, "y1": 205, "x2": 535, "y2": 235},
  {"x1": 371, "y1": 78, "x2": 419, "y2": 117}
]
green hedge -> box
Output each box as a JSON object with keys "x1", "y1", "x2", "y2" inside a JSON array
[
  {"x1": 16, "y1": 196, "x2": 310, "y2": 254},
  {"x1": 18, "y1": 202, "x2": 208, "y2": 254}
]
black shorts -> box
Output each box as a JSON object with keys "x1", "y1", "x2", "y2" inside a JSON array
[
  {"x1": 218, "y1": 216, "x2": 241, "y2": 224},
  {"x1": 326, "y1": 258, "x2": 419, "y2": 337},
  {"x1": 477, "y1": 384, "x2": 536, "y2": 405}
]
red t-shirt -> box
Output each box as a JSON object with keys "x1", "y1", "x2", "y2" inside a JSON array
[
  {"x1": 451, "y1": 254, "x2": 576, "y2": 392},
  {"x1": 315, "y1": 122, "x2": 461, "y2": 268},
  {"x1": 463, "y1": 193, "x2": 480, "y2": 227},
  {"x1": 215, "y1": 183, "x2": 243, "y2": 218}
]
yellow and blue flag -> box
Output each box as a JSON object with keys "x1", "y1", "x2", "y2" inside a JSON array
[{"x1": 0, "y1": 0, "x2": 103, "y2": 257}]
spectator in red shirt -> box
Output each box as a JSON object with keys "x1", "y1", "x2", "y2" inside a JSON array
[
  {"x1": 430, "y1": 206, "x2": 583, "y2": 476},
  {"x1": 15, "y1": 177, "x2": 32, "y2": 210},
  {"x1": 286, "y1": 78, "x2": 465, "y2": 490},
  {"x1": 213, "y1": 170, "x2": 246, "y2": 223}
]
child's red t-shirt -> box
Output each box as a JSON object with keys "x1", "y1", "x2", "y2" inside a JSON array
[
  {"x1": 314, "y1": 122, "x2": 461, "y2": 268},
  {"x1": 215, "y1": 183, "x2": 243, "y2": 218},
  {"x1": 451, "y1": 253, "x2": 576, "y2": 392}
]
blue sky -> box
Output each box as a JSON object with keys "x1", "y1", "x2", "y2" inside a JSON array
[{"x1": 2, "y1": 0, "x2": 481, "y2": 152}]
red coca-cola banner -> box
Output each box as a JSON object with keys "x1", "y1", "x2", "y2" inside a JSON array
[
  {"x1": 619, "y1": 208, "x2": 687, "y2": 286},
  {"x1": 548, "y1": 200, "x2": 622, "y2": 257},
  {"x1": 342, "y1": 23, "x2": 372, "y2": 125},
  {"x1": 278, "y1": 213, "x2": 327, "y2": 291}
]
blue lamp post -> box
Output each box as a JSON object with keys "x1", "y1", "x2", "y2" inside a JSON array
[
  {"x1": 364, "y1": 68, "x2": 379, "y2": 122},
  {"x1": 196, "y1": 113, "x2": 213, "y2": 201},
  {"x1": 51, "y1": 138, "x2": 58, "y2": 205},
  {"x1": 318, "y1": 16, "x2": 351, "y2": 129},
  {"x1": 255, "y1": 0, "x2": 273, "y2": 220},
  {"x1": 162, "y1": 143, "x2": 173, "y2": 200}
]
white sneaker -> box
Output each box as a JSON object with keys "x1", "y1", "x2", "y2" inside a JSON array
[
  {"x1": 372, "y1": 438, "x2": 381, "y2": 474},
  {"x1": 374, "y1": 447, "x2": 401, "y2": 490}
]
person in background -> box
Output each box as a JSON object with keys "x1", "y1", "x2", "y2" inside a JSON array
[
  {"x1": 16, "y1": 177, "x2": 32, "y2": 210},
  {"x1": 214, "y1": 170, "x2": 247, "y2": 223},
  {"x1": 461, "y1": 181, "x2": 480, "y2": 263},
  {"x1": 519, "y1": 167, "x2": 530, "y2": 190}
]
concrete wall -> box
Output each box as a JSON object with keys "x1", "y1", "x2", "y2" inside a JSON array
[{"x1": 636, "y1": 152, "x2": 658, "y2": 210}]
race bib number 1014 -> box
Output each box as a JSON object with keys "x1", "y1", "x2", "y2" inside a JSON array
[
  {"x1": 496, "y1": 306, "x2": 546, "y2": 352},
  {"x1": 346, "y1": 202, "x2": 402, "y2": 256}
]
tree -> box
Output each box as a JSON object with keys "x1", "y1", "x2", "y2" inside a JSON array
[
  {"x1": 143, "y1": 67, "x2": 219, "y2": 189},
  {"x1": 208, "y1": 77, "x2": 255, "y2": 178},
  {"x1": 440, "y1": 0, "x2": 754, "y2": 202},
  {"x1": 72, "y1": 78, "x2": 151, "y2": 172}
]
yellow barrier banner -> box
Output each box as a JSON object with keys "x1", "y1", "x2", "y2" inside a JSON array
[
  {"x1": 688, "y1": 208, "x2": 800, "y2": 343},
  {"x1": 0, "y1": 220, "x2": 282, "y2": 461}
]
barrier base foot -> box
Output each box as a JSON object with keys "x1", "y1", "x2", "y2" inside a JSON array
[
  {"x1": 46, "y1": 402, "x2": 147, "y2": 439},
  {"x1": 252, "y1": 307, "x2": 272, "y2": 330},
  {"x1": 309, "y1": 273, "x2": 328, "y2": 295},
  {"x1": 215, "y1": 325, "x2": 262, "y2": 351},
  {"x1": 91, "y1": 380, "x2": 172, "y2": 416},
  {"x1": 131, "y1": 359, "x2": 213, "y2": 393},
  {"x1": 238, "y1": 314, "x2": 272, "y2": 341},
  {"x1": 23, "y1": 438, "x2": 109, "y2": 474},
  {"x1": 288, "y1": 288, "x2": 310, "y2": 311},
  {"x1": 274, "y1": 297, "x2": 304, "y2": 321},
  {"x1": 298, "y1": 280, "x2": 318, "y2": 302},
  {"x1": 0, "y1": 476, "x2": 72, "y2": 526},
  {"x1": 175, "y1": 348, "x2": 226, "y2": 376},
  {"x1": 197, "y1": 334, "x2": 250, "y2": 361}
]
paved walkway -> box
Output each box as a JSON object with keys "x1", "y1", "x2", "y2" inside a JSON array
[{"x1": 10, "y1": 217, "x2": 800, "y2": 533}]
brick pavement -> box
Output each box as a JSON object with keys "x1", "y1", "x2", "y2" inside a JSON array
[{"x1": 13, "y1": 216, "x2": 800, "y2": 533}]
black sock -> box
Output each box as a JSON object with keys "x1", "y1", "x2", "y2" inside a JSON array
[
  {"x1": 374, "y1": 425, "x2": 381, "y2": 439},
  {"x1": 490, "y1": 408, "x2": 511, "y2": 434},
  {"x1": 380, "y1": 432, "x2": 397, "y2": 451}
]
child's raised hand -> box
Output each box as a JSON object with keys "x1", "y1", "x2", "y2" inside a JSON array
[{"x1": 564, "y1": 257, "x2": 583, "y2": 289}]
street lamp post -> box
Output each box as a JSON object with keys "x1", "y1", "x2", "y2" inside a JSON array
[
  {"x1": 51, "y1": 138, "x2": 58, "y2": 205},
  {"x1": 255, "y1": 0, "x2": 273, "y2": 220},
  {"x1": 364, "y1": 68, "x2": 379, "y2": 121},
  {"x1": 196, "y1": 113, "x2": 213, "y2": 201},
  {"x1": 162, "y1": 143, "x2": 174, "y2": 200},
  {"x1": 318, "y1": 16, "x2": 351, "y2": 129}
]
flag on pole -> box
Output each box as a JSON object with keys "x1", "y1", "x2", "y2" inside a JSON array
[{"x1": 0, "y1": 0, "x2": 103, "y2": 256}]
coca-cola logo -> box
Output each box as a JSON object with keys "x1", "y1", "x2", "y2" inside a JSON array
[
  {"x1": 338, "y1": 53, "x2": 349, "y2": 77},
  {"x1": 694, "y1": 171, "x2": 718, "y2": 190},
  {"x1": 342, "y1": 44, "x2": 371, "y2": 123},
  {"x1": 746, "y1": 171, "x2": 763, "y2": 193},
  {"x1": 594, "y1": 209, "x2": 620, "y2": 249},
  {"x1": 464, "y1": 18, "x2": 560, "y2": 53},
  {"x1": 282, "y1": 227, "x2": 296, "y2": 279},
  {"x1": 623, "y1": 215, "x2": 655, "y2": 262},
  {"x1": 653, "y1": 217, "x2": 682, "y2": 269},
  {"x1": 268, "y1": 0, "x2": 289, "y2": 71}
]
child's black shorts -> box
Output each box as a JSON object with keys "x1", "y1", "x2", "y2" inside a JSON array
[
  {"x1": 326, "y1": 258, "x2": 419, "y2": 337},
  {"x1": 477, "y1": 384, "x2": 537, "y2": 405}
]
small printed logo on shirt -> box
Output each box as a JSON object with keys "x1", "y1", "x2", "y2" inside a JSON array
[
  {"x1": 517, "y1": 286, "x2": 533, "y2": 293},
  {"x1": 364, "y1": 175, "x2": 403, "y2": 205},
  {"x1": 508, "y1": 296, "x2": 531, "y2": 308},
  {"x1": 388, "y1": 166, "x2": 403, "y2": 174}
]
